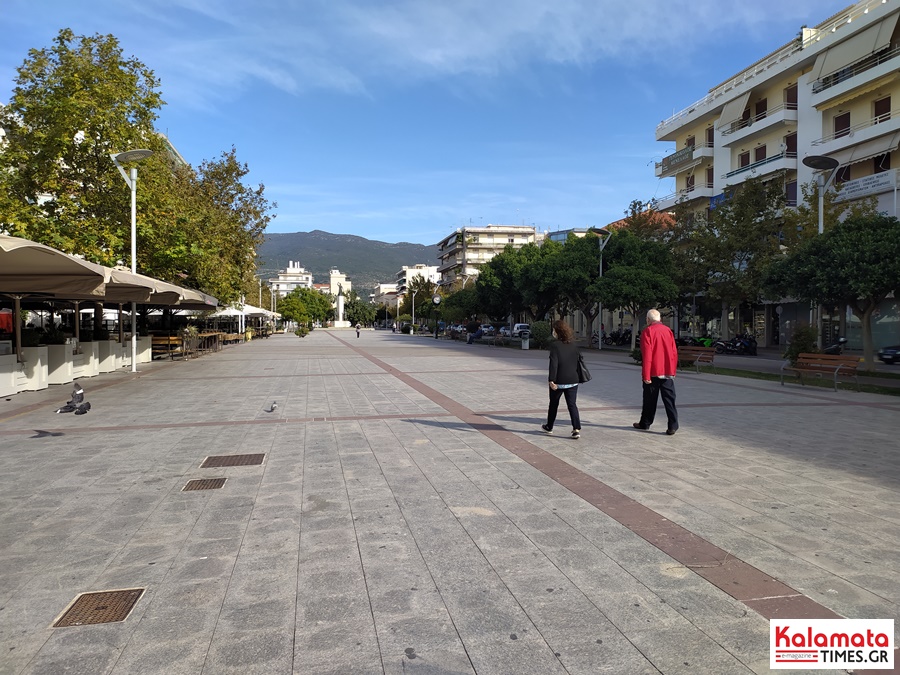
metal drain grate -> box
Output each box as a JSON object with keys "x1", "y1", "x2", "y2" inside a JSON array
[
  {"x1": 182, "y1": 478, "x2": 227, "y2": 491},
  {"x1": 200, "y1": 453, "x2": 265, "y2": 468},
  {"x1": 53, "y1": 588, "x2": 144, "y2": 627}
]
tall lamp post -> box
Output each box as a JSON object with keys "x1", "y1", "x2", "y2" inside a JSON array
[
  {"x1": 432, "y1": 293, "x2": 441, "y2": 339},
  {"x1": 410, "y1": 289, "x2": 419, "y2": 333},
  {"x1": 802, "y1": 155, "x2": 839, "y2": 348},
  {"x1": 111, "y1": 148, "x2": 154, "y2": 372},
  {"x1": 591, "y1": 227, "x2": 612, "y2": 349}
]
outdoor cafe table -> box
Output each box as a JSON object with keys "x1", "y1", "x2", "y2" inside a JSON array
[{"x1": 198, "y1": 332, "x2": 224, "y2": 354}]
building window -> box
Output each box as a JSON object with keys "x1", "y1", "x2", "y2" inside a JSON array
[
  {"x1": 784, "y1": 83, "x2": 798, "y2": 110},
  {"x1": 836, "y1": 165, "x2": 851, "y2": 183},
  {"x1": 508, "y1": 238, "x2": 514, "y2": 243},
  {"x1": 784, "y1": 132, "x2": 797, "y2": 157},
  {"x1": 686, "y1": 174, "x2": 695, "y2": 192},
  {"x1": 754, "y1": 98, "x2": 767, "y2": 123},
  {"x1": 834, "y1": 112, "x2": 851, "y2": 139},
  {"x1": 874, "y1": 152, "x2": 891, "y2": 174},
  {"x1": 706, "y1": 126, "x2": 715, "y2": 148},
  {"x1": 874, "y1": 96, "x2": 891, "y2": 124},
  {"x1": 739, "y1": 151, "x2": 750, "y2": 168},
  {"x1": 754, "y1": 145, "x2": 766, "y2": 163},
  {"x1": 706, "y1": 166, "x2": 714, "y2": 188},
  {"x1": 786, "y1": 180, "x2": 797, "y2": 207},
  {"x1": 685, "y1": 135, "x2": 695, "y2": 148}
]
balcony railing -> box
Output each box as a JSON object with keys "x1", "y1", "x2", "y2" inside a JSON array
[
  {"x1": 721, "y1": 102, "x2": 798, "y2": 136},
  {"x1": 812, "y1": 43, "x2": 900, "y2": 94},
  {"x1": 724, "y1": 151, "x2": 795, "y2": 179},
  {"x1": 811, "y1": 110, "x2": 896, "y2": 145}
]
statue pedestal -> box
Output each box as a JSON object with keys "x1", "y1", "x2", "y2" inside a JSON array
[{"x1": 333, "y1": 321, "x2": 351, "y2": 328}]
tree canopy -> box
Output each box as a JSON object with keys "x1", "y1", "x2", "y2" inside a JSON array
[{"x1": 0, "y1": 29, "x2": 274, "y2": 305}]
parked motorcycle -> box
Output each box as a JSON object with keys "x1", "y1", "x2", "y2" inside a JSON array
[
  {"x1": 823, "y1": 337, "x2": 848, "y2": 355},
  {"x1": 714, "y1": 333, "x2": 757, "y2": 356}
]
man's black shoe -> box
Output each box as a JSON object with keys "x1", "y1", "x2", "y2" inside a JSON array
[
  {"x1": 666, "y1": 428, "x2": 677, "y2": 435},
  {"x1": 632, "y1": 422, "x2": 649, "y2": 430}
]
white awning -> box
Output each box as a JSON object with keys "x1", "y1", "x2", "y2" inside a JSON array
[
  {"x1": 808, "y1": 15, "x2": 900, "y2": 83},
  {"x1": 829, "y1": 130, "x2": 900, "y2": 167},
  {"x1": 715, "y1": 91, "x2": 751, "y2": 130}
]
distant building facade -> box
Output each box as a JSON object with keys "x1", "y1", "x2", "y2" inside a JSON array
[
  {"x1": 395, "y1": 264, "x2": 439, "y2": 292},
  {"x1": 435, "y1": 224, "x2": 540, "y2": 287},
  {"x1": 269, "y1": 261, "x2": 313, "y2": 298}
]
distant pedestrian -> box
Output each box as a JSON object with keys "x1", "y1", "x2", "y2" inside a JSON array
[
  {"x1": 355, "y1": 322, "x2": 361, "y2": 338},
  {"x1": 541, "y1": 320, "x2": 582, "y2": 439},
  {"x1": 633, "y1": 308, "x2": 679, "y2": 435}
]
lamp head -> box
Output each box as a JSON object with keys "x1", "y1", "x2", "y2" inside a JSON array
[
  {"x1": 802, "y1": 155, "x2": 839, "y2": 171},
  {"x1": 113, "y1": 149, "x2": 154, "y2": 163}
]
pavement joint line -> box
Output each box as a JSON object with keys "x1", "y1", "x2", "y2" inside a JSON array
[{"x1": 330, "y1": 330, "x2": 849, "y2": 622}]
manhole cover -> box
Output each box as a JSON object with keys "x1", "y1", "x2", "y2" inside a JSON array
[
  {"x1": 200, "y1": 453, "x2": 265, "y2": 468},
  {"x1": 53, "y1": 588, "x2": 145, "y2": 627},
  {"x1": 182, "y1": 478, "x2": 227, "y2": 491}
]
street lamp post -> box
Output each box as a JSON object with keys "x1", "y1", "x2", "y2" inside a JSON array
[
  {"x1": 802, "y1": 155, "x2": 840, "y2": 348},
  {"x1": 591, "y1": 228, "x2": 612, "y2": 349},
  {"x1": 411, "y1": 289, "x2": 419, "y2": 333},
  {"x1": 111, "y1": 148, "x2": 154, "y2": 372}
]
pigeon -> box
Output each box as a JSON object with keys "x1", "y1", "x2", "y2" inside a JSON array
[
  {"x1": 267, "y1": 401, "x2": 278, "y2": 413},
  {"x1": 55, "y1": 382, "x2": 88, "y2": 414}
]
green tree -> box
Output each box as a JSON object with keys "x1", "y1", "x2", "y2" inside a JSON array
[
  {"x1": 596, "y1": 230, "x2": 677, "y2": 349},
  {"x1": 555, "y1": 231, "x2": 604, "y2": 339},
  {"x1": 0, "y1": 29, "x2": 165, "y2": 260},
  {"x1": 782, "y1": 179, "x2": 878, "y2": 247},
  {"x1": 278, "y1": 287, "x2": 331, "y2": 327},
  {"x1": 700, "y1": 176, "x2": 786, "y2": 337},
  {"x1": 398, "y1": 276, "x2": 437, "y2": 322},
  {"x1": 344, "y1": 291, "x2": 376, "y2": 326},
  {"x1": 442, "y1": 287, "x2": 479, "y2": 323},
  {"x1": 0, "y1": 29, "x2": 274, "y2": 305},
  {"x1": 475, "y1": 245, "x2": 529, "y2": 322},
  {"x1": 765, "y1": 214, "x2": 900, "y2": 368},
  {"x1": 517, "y1": 240, "x2": 564, "y2": 321}
]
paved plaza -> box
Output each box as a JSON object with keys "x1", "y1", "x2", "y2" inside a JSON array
[{"x1": 1, "y1": 330, "x2": 898, "y2": 675}]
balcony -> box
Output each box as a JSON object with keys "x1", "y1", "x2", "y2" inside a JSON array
[
  {"x1": 655, "y1": 144, "x2": 714, "y2": 179},
  {"x1": 811, "y1": 107, "x2": 900, "y2": 154},
  {"x1": 811, "y1": 44, "x2": 900, "y2": 109},
  {"x1": 723, "y1": 151, "x2": 797, "y2": 183},
  {"x1": 653, "y1": 183, "x2": 716, "y2": 212},
  {"x1": 720, "y1": 103, "x2": 798, "y2": 146}
]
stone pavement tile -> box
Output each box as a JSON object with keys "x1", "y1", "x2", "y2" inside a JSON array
[
  {"x1": 201, "y1": 626, "x2": 294, "y2": 675},
  {"x1": 111, "y1": 608, "x2": 218, "y2": 675}
]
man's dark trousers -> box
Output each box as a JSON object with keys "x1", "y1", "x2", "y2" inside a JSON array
[{"x1": 640, "y1": 377, "x2": 678, "y2": 431}]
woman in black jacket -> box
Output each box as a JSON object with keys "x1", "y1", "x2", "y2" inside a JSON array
[{"x1": 542, "y1": 320, "x2": 582, "y2": 439}]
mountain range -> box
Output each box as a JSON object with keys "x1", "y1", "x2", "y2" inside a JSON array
[{"x1": 256, "y1": 230, "x2": 441, "y2": 292}]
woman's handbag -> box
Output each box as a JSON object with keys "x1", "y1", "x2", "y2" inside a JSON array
[{"x1": 577, "y1": 354, "x2": 592, "y2": 383}]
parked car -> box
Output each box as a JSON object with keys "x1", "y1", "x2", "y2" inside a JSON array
[
  {"x1": 481, "y1": 325, "x2": 495, "y2": 336},
  {"x1": 499, "y1": 326, "x2": 511, "y2": 337},
  {"x1": 877, "y1": 344, "x2": 900, "y2": 364},
  {"x1": 512, "y1": 323, "x2": 530, "y2": 338}
]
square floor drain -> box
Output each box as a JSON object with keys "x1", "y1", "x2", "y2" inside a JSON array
[
  {"x1": 53, "y1": 588, "x2": 144, "y2": 627},
  {"x1": 182, "y1": 478, "x2": 227, "y2": 491},
  {"x1": 200, "y1": 453, "x2": 265, "y2": 468}
]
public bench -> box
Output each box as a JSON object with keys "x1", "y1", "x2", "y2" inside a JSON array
[
  {"x1": 678, "y1": 346, "x2": 716, "y2": 373},
  {"x1": 780, "y1": 353, "x2": 860, "y2": 392}
]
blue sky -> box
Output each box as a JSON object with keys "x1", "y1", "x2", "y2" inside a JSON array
[{"x1": 1, "y1": 0, "x2": 851, "y2": 246}]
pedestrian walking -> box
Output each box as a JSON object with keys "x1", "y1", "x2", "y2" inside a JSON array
[
  {"x1": 541, "y1": 320, "x2": 582, "y2": 439},
  {"x1": 633, "y1": 308, "x2": 679, "y2": 435},
  {"x1": 355, "y1": 322, "x2": 361, "y2": 338}
]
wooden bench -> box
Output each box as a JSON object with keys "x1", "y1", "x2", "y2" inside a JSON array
[
  {"x1": 781, "y1": 353, "x2": 860, "y2": 392},
  {"x1": 678, "y1": 346, "x2": 716, "y2": 373}
]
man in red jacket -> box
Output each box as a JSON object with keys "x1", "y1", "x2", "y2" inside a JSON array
[{"x1": 633, "y1": 308, "x2": 679, "y2": 435}]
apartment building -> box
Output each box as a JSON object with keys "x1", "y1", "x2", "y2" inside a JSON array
[
  {"x1": 655, "y1": 0, "x2": 900, "y2": 345},
  {"x1": 268, "y1": 261, "x2": 313, "y2": 298},
  {"x1": 395, "y1": 264, "x2": 440, "y2": 292},
  {"x1": 435, "y1": 224, "x2": 540, "y2": 287}
]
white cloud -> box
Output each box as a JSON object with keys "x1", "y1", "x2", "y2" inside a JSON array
[{"x1": 106, "y1": 0, "x2": 849, "y2": 105}]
